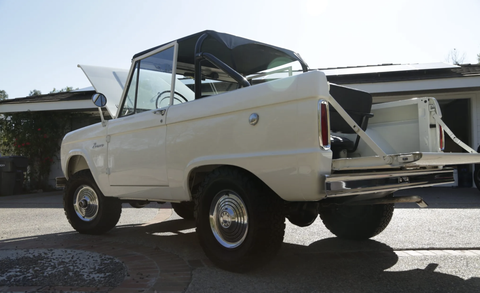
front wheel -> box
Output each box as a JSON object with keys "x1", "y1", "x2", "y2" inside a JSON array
[
  {"x1": 63, "y1": 170, "x2": 122, "y2": 235},
  {"x1": 194, "y1": 167, "x2": 285, "y2": 272},
  {"x1": 319, "y1": 203, "x2": 394, "y2": 240}
]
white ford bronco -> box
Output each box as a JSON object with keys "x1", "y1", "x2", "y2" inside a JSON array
[{"x1": 57, "y1": 30, "x2": 480, "y2": 272}]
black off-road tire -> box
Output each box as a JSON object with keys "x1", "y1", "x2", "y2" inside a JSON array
[
  {"x1": 63, "y1": 170, "x2": 122, "y2": 235},
  {"x1": 474, "y1": 165, "x2": 480, "y2": 192},
  {"x1": 475, "y1": 146, "x2": 480, "y2": 191},
  {"x1": 319, "y1": 203, "x2": 394, "y2": 240},
  {"x1": 171, "y1": 202, "x2": 195, "y2": 220},
  {"x1": 194, "y1": 167, "x2": 285, "y2": 272}
]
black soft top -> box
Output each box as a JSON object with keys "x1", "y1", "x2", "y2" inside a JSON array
[{"x1": 132, "y1": 30, "x2": 309, "y2": 76}]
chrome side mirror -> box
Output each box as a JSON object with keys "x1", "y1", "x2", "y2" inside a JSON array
[
  {"x1": 92, "y1": 93, "x2": 107, "y2": 107},
  {"x1": 92, "y1": 93, "x2": 108, "y2": 127}
]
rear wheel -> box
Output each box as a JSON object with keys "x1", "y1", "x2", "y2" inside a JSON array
[
  {"x1": 319, "y1": 203, "x2": 394, "y2": 240},
  {"x1": 194, "y1": 167, "x2": 285, "y2": 272},
  {"x1": 64, "y1": 170, "x2": 122, "y2": 235},
  {"x1": 474, "y1": 165, "x2": 480, "y2": 192}
]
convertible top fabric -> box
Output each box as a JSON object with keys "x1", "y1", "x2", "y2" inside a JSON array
[{"x1": 132, "y1": 30, "x2": 308, "y2": 76}]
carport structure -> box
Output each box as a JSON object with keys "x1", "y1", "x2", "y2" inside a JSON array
[{"x1": 0, "y1": 89, "x2": 103, "y2": 187}]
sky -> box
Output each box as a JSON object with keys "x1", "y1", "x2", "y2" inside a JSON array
[{"x1": 1, "y1": 0, "x2": 479, "y2": 99}]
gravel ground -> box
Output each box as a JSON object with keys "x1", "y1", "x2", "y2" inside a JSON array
[{"x1": 0, "y1": 248, "x2": 126, "y2": 288}]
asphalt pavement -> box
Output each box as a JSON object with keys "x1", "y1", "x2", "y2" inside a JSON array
[{"x1": 1, "y1": 187, "x2": 480, "y2": 292}]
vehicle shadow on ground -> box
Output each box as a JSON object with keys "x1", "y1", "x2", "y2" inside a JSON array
[
  {"x1": 114, "y1": 218, "x2": 480, "y2": 293},
  {"x1": 131, "y1": 217, "x2": 480, "y2": 293},
  {"x1": 2, "y1": 217, "x2": 480, "y2": 293},
  {"x1": 259, "y1": 238, "x2": 480, "y2": 293},
  {"x1": 180, "y1": 236, "x2": 480, "y2": 293}
]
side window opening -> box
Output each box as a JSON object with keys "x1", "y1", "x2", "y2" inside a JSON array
[
  {"x1": 118, "y1": 44, "x2": 195, "y2": 117},
  {"x1": 179, "y1": 74, "x2": 240, "y2": 98},
  {"x1": 136, "y1": 47, "x2": 175, "y2": 113}
]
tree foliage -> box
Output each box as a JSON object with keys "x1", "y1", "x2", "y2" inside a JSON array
[
  {"x1": 0, "y1": 90, "x2": 8, "y2": 100},
  {"x1": 28, "y1": 86, "x2": 77, "y2": 97},
  {"x1": 29, "y1": 89, "x2": 42, "y2": 96},
  {"x1": 50, "y1": 86, "x2": 77, "y2": 94},
  {"x1": 0, "y1": 90, "x2": 91, "y2": 190},
  {"x1": 446, "y1": 49, "x2": 466, "y2": 65}
]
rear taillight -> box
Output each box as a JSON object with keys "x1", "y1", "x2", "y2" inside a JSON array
[
  {"x1": 439, "y1": 125, "x2": 445, "y2": 151},
  {"x1": 318, "y1": 100, "x2": 330, "y2": 149}
]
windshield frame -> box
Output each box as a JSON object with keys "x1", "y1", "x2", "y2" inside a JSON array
[{"x1": 116, "y1": 41, "x2": 178, "y2": 118}]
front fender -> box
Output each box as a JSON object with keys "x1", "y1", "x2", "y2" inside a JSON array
[
  {"x1": 60, "y1": 121, "x2": 108, "y2": 190},
  {"x1": 63, "y1": 149, "x2": 109, "y2": 195}
]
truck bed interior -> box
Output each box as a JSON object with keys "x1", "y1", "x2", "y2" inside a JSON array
[{"x1": 329, "y1": 84, "x2": 373, "y2": 159}]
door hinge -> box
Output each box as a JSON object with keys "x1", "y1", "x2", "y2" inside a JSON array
[
  {"x1": 106, "y1": 168, "x2": 111, "y2": 175},
  {"x1": 106, "y1": 135, "x2": 111, "y2": 143}
]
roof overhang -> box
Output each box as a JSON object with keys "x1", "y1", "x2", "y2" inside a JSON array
[
  {"x1": 0, "y1": 100, "x2": 95, "y2": 113},
  {"x1": 344, "y1": 75, "x2": 480, "y2": 95},
  {"x1": 0, "y1": 90, "x2": 97, "y2": 114}
]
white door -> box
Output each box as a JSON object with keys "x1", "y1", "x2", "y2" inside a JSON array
[
  {"x1": 106, "y1": 44, "x2": 177, "y2": 187},
  {"x1": 107, "y1": 109, "x2": 168, "y2": 186}
]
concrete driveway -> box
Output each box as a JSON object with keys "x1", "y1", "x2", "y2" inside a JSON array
[{"x1": 1, "y1": 187, "x2": 480, "y2": 292}]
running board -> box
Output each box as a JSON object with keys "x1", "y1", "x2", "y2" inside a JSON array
[{"x1": 325, "y1": 169, "x2": 454, "y2": 197}]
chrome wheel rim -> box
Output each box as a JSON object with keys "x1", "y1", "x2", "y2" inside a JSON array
[
  {"x1": 209, "y1": 190, "x2": 248, "y2": 248},
  {"x1": 73, "y1": 185, "x2": 99, "y2": 222}
]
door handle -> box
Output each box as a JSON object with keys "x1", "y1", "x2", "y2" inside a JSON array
[{"x1": 154, "y1": 109, "x2": 166, "y2": 116}]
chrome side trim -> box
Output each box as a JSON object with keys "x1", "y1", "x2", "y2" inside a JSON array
[{"x1": 325, "y1": 169, "x2": 454, "y2": 197}]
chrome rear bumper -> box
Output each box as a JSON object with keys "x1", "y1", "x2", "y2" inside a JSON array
[{"x1": 325, "y1": 168, "x2": 454, "y2": 197}]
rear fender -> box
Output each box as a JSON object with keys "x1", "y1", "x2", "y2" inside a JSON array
[{"x1": 182, "y1": 148, "x2": 331, "y2": 202}]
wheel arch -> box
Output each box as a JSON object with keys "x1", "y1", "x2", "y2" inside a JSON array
[
  {"x1": 186, "y1": 164, "x2": 282, "y2": 202},
  {"x1": 66, "y1": 155, "x2": 90, "y2": 179},
  {"x1": 64, "y1": 151, "x2": 109, "y2": 199}
]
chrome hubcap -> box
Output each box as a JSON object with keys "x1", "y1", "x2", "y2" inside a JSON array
[
  {"x1": 209, "y1": 190, "x2": 248, "y2": 248},
  {"x1": 74, "y1": 185, "x2": 99, "y2": 222},
  {"x1": 220, "y1": 210, "x2": 232, "y2": 228}
]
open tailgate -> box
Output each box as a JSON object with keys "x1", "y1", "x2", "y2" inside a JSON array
[{"x1": 333, "y1": 152, "x2": 480, "y2": 171}]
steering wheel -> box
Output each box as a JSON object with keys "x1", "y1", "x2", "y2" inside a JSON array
[{"x1": 155, "y1": 91, "x2": 188, "y2": 108}]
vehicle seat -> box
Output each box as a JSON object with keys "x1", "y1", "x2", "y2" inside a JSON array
[{"x1": 329, "y1": 84, "x2": 373, "y2": 158}]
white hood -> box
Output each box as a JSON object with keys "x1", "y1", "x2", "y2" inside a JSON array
[{"x1": 78, "y1": 64, "x2": 129, "y2": 118}]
